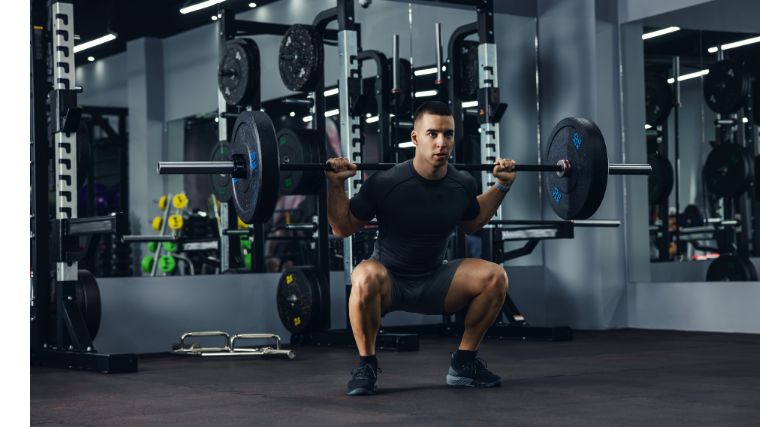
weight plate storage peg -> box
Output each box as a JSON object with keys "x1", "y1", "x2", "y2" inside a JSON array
[
  {"x1": 210, "y1": 142, "x2": 234, "y2": 202},
  {"x1": 218, "y1": 38, "x2": 260, "y2": 106},
  {"x1": 276, "y1": 266, "x2": 324, "y2": 334},
  {"x1": 230, "y1": 111, "x2": 280, "y2": 224},
  {"x1": 278, "y1": 24, "x2": 323, "y2": 92},
  {"x1": 542, "y1": 117, "x2": 609, "y2": 220},
  {"x1": 703, "y1": 59, "x2": 750, "y2": 115}
]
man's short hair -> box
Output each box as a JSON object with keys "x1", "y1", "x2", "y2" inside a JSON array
[{"x1": 413, "y1": 101, "x2": 452, "y2": 124}]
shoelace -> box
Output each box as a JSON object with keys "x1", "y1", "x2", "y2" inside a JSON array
[{"x1": 350, "y1": 364, "x2": 381, "y2": 379}]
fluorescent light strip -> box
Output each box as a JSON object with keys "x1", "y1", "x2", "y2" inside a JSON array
[
  {"x1": 302, "y1": 110, "x2": 339, "y2": 122},
  {"x1": 414, "y1": 67, "x2": 438, "y2": 76},
  {"x1": 415, "y1": 90, "x2": 438, "y2": 98},
  {"x1": 74, "y1": 34, "x2": 117, "y2": 53},
  {"x1": 324, "y1": 88, "x2": 339, "y2": 96},
  {"x1": 644, "y1": 124, "x2": 652, "y2": 130},
  {"x1": 180, "y1": 0, "x2": 225, "y2": 14},
  {"x1": 398, "y1": 141, "x2": 415, "y2": 148},
  {"x1": 461, "y1": 100, "x2": 478, "y2": 108},
  {"x1": 667, "y1": 69, "x2": 709, "y2": 84},
  {"x1": 365, "y1": 116, "x2": 379, "y2": 124},
  {"x1": 707, "y1": 35, "x2": 760, "y2": 53},
  {"x1": 641, "y1": 26, "x2": 680, "y2": 40}
]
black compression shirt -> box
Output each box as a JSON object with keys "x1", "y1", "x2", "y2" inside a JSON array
[{"x1": 349, "y1": 160, "x2": 480, "y2": 275}]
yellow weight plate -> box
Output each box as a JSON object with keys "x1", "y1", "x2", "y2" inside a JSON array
[
  {"x1": 237, "y1": 216, "x2": 249, "y2": 229},
  {"x1": 172, "y1": 193, "x2": 189, "y2": 209},
  {"x1": 152, "y1": 216, "x2": 163, "y2": 231},
  {"x1": 158, "y1": 195, "x2": 168, "y2": 211},
  {"x1": 168, "y1": 214, "x2": 184, "y2": 230}
]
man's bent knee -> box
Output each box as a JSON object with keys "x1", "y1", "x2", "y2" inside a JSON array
[
  {"x1": 351, "y1": 261, "x2": 388, "y2": 302},
  {"x1": 485, "y1": 264, "x2": 508, "y2": 299}
]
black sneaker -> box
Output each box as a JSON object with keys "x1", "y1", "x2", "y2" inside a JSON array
[
  {"x1": 446, "y1": 356, "x2": 501, "y2": 388},
  {"x1": 346, "y1": 364, "x2": 381, "y2": 396}
]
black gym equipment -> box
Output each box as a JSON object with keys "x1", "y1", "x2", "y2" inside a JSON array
[
  {"x1": 706, "y1": 255, "x2": 758, "y2": 281},
  {"x1": 158, "y1": 112, "x2": 651, "y2": 223},
  {"x1": 648, "y1": 152, "x2": 674, "y2": 204},
  {"x1": 218, "y1": 39, "x2": 261, "y2": 106},
  {"x1": 703, "y1": 59, "x2": 750, "y2": 115},
  {"x1": 645, "y1": 72, "x2": 673, "y2": 127},
  {"x1": 703, "y1": 142, "x2": 754, "y2": 198}
]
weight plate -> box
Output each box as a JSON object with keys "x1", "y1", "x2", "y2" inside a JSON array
[
  {"x1": 276, "y1": 266, "x2": 324, "y2": 334},
  {"x1": 210, "y1": 142, "x2": 234, "y2": 202},
  {"x1": 158, "y1": 255, "x2": 176, "y2": 273},
  {"x1": 147, "y1": 241, "x2": 158, "y2": 252},
  {"x1": 679, "y1": 204, "x2": 705, "y2": 228},
  {"x1": 647, "y1": 153, "x2": 674, "y2": 205},
  {"x1": 172, "y1": 193, "x2": 189, "y2": 209},
  {"x1": 645, "y1": 72, "x2": 672, "y2": 127},
  {"x1": 152, "y1": 216, "x2": 163, "y2": 231},
  {"x1": 703, "y1": 143, "x2": 753, "y2": 198},
  {"x1": 279, "y1": 24, "x2": 323, "y2": 92},
  {"x1": 49, "y1": 270, "x2": 102, "y2": 341},
  {"x1": 455, "y1": 41, "x2": 479, "y2": 101},
  {"x1": 158, "y1": 195, "x2": 168, "y2": 211},
  {"x1": 277, "y1": 128, "x2": 322, "y2": 195},
  {"x1": 230, "y1": 111, "x2": 280, "y2": 224},
  {"x1": 703, "y1": 59, "x2": 749, "y2": 115},
  {"x1": 542, "y1": 117, "x2": 609, "y2": 220},
  {"x1": 162, "y1": 242, "x2": 178, "y2": 253},
  {"x1": 218, "y1": 39, "x2": 260, "y2": 106},
  {"x1": 141, "y1": 255, "x2": 154, "y2": 273},
  {"x1": 168, "y1": 214, "x2": 184, "y2": 230},
  {"x1": 706, "y1": 255, "x2": 758, "y2": 281}
]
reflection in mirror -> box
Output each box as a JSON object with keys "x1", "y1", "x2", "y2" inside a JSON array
[{"x1": 643, "y1": 22, "x2": 759, "y2": 281}]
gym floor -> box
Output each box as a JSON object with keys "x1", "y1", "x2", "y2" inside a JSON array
[{"x1": 31, "y1": 329, "x2": 760, "y2": 426}]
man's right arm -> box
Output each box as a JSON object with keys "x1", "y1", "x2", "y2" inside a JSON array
[{"x1": 326, "y1": 157, "x2": 369, "y2": 237}]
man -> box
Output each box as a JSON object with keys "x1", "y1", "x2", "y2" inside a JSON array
[{"x1": 326, "y1": 101, "x2": 516, "y2": 396}]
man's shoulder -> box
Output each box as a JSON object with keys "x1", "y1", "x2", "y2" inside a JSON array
[{"x1": 367, "y1": 160, "x2": 414, "y2": 187}]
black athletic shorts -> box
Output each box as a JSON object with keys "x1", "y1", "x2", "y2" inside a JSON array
[{"x1": 380, "y1": 259, "x2": 464, "y2": 315}]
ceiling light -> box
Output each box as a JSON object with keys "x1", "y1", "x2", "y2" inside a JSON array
[
  {"x1": 74, "y1": 34, "x2": 116, "y2": 53},
  {"x1": 289, "y1": 111, "x2": 296, "y2": 117},
  {"x1": 642, "y1": 26, "x2": 680, "y2": 40},
  {"x1": 366, "y1": 116, "x2": 379, "y2": 123},
  {"x1": 707, "y1": 35, "x2": 760, "y2": 53},
  {"x1": 743, "y1": 117, "x2": 749, "y2": 123},
  {"x1": 211, "y1": 15, "x2": 218, "y2": 21},
  {"x1": 325, "y1": 109, "x2": 340, "y2": 117},
  {"x1": 180, "y1": 0, "x2": 225, "y2": 15},
  {"x1": 87, "y1": 56, "x2": 95, "y2": 62},
  {"x1": 324, "y1": 88, "x2": 339, "y2": 96},
  {"x1": 302, "y1": 116, "x2": 313, "y2": 123},
  {"x1": 414, "y1": 67, "x2": 437, "y2": 76},
  {"x1": 415, "y1": 90, "x2": 438, "y2": 98},
  {"x1": 461, "y1": 100, "x2": 478, "y2": 108},
  {"x1": 398, "y1": 141, "x2": 415, "y2": 148},
  {"x1": 644, "y1": 124, "x2": 652, "y2": 129},
  {"x1": 249, "y1": 2, "x2": 257, "y2": 7},
  {"x1": 666, "y1": 69, "x2": 709, "y2": 84}
]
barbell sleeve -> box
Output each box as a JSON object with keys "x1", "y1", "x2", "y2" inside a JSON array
[{"x1": 608, "y1": 164, "x2": 652, "y2": 175}]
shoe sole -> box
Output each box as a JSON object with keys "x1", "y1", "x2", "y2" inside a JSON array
[
  {"x1": 346, "y1": 385, "x2": 378, "y2": 396},
  {"x1": 446, "y1": 374, "x2": 501, "y2": 388}
]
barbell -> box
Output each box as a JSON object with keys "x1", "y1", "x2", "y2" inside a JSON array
[{"x1": 157, "y1": 111, "x2": 650, "y2": 223}]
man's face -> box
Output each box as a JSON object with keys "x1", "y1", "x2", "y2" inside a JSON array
[{"x1": 411, "y1": 113, "x2": 455, "y2": 168}]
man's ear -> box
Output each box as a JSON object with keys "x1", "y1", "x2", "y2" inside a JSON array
[{"x1": 411, "y1": 129, "x2": 418, "y2": 146}]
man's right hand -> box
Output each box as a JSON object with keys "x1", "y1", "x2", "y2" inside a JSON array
[{"x1": 326, "y1": 157, "x2": 358, "y2": 185}]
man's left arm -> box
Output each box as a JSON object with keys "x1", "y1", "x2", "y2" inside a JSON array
[{"x1": 459, "y1": 159, "x2": 516, "y2": 234}]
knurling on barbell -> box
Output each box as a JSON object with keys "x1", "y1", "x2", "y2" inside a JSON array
[{"x1": 157, "y1": 111, "x2": 651, "y2": 223}]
